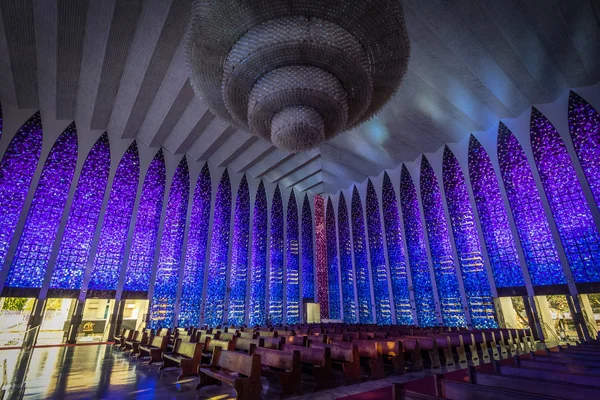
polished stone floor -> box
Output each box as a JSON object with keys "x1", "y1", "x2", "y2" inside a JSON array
[{"x1": 0, "y1": 344, "x2": 462, "y2": 400}]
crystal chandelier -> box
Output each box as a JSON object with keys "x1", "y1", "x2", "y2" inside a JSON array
[{"x1": 187, "y1": 1, "x2": 410, "y2": 152}]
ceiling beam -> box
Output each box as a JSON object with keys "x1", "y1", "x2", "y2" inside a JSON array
[
  {"x1": 280, "y1": 160, "x2": 322, "y2": 188},
  {"x1": 209, "y1": 130, "x2": 255, "y2": 167},
  {"x1": 228, "y1": 140, "x2": 273, "y2": 173},
  {"x1": 247, "y1": 148, "x2": 296, "y2": 178},
  {"x1": 187, "y1": 118, "x2": 233, "y2": 159},
  {"x1": 263, "y1": 149, "x2": 320, "y2": 183}
]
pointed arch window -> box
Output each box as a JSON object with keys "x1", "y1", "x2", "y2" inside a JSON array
[
  {"x1": 301, "y1": 194, "x2": 315, "y2": 299},
  {"x1": 286, "y1": 191, "x2": 300, "y2": 324},
  {"x1": 338, "y1": 193, "x2": 357, "y2": 323},
  {"x1": 315, "y1": 195, "x2": 329, "y2": 318},
  {"x1": 6, "y1": 125, "x2": 77, "y2": 288},
  {"x1": 351, "y1": 187, "x2": 373, "y2": 323},
  {"x1": 249, "y1": 181, "x2": 267, "y2": 325},
  {"x1": 269, "y1": 186, "x2": 284, "y2": 324},
  {"x1": 50, "y1": 133, "x2": 110, "y2": 290},
  {"x1": 326, "y1": 198, "x2": 341, "y2": 320},
  {"x1": 228, "y1": 175, "x2": 250, "y2": 325}
]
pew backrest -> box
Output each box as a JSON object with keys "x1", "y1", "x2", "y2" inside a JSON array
[
  {"x1": 235, "y1": 337, "x2": 263, "y2": 352},
  {"x1": 212, "y1": 347, "x2": 259, "y2": 378},
  {"x1": 206, "y1": 338, "x2": 235, "y2": 353},
  {"x1": 282, "y1": 343, "x2": 329, "y2": 367},
  {"x1": 251, "y1": 347, "x2": 299, "y2": 371}
]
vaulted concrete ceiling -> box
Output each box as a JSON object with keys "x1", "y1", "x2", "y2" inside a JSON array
[{"x1": 0, "y1": 0, "x2": 598, "y2": 195}]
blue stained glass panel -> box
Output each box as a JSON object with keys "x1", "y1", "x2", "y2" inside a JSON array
[
  {"x1": 366, "y1": 180, "x2": 392, "y2": 325},
  {"x1": 531, "y1": 108, "x2": 600, "y2": 283},
  {"x1": 249, "y1": 181, "x2": 267, "y2": 325},
  {"x1": 50, "y1": 133, "x2": 110, "y2": 290},
  {"x1": 326, "y1": 198, "x2": 341, "y2": 320},
  {"x1": 381, "y1": 173, "x2": 413, "y2": 325},
  {"x1": 338, "y1": 193, "x2": 357, "y2": 323},
  {"x1": 269, "y1": 186, "x2": 284, "y2": 325},
  {"x1": 0, "y1": 112, "x2": 42, "y2": 271},
  {"x1": 6, "y1": 125, "x2": 78, "y2": 288},
  {"x1": 442, "y1": 146, "x2": 497, "y2": 329},
  {"x1": 286, "y1": 191, "x2": 300, "y2": 324},
  {"x1": 498, "y1": 123, "x2": 565, "y2": 286},
  {"x1": 399, "y1": 165, "x2": 437, "y2": 327},
  {"x1": 301, "y1": 194, "x2": 314, "y2": 299},
  {"x1": 123, "y1": 149, "x2": 166, "y2": 293},
  {"x1": 420, "y1": 157, "x2": 466, "y2": 327},
  {"x1": 205, "y1": 169, "x2": 232, "y2": 326},
  {"x1": 351, "y1": 186, "x2": 373, "y2": 323},
  {"x1": 228, "y1": 175, "x2": 250, "y2": 325},
  {"x1": 178, "y1": 162, "x2": 211, "y2": 327},
  {"x1": 468, "y1": 135, "x2": 524, "y2": 288},
  {"x1": 88, "y1": 141, "x2": 140, "y2": 291}
]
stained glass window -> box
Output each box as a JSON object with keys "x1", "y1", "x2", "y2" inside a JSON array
[
  {"x1": 326, "y1": 198, "x2": 341, "y2": 320},
  {"x1": 338, "y1": 193, "x2": 357, "y2": 323},
  {"x1": 149, "y1": 157, "x2": 189, "y2": 329},
  {"x1": 315, "y1": 195, "x2": 329, "y2": 318},
  {"x1": 88, "y1": 141, "x2": 140, "y2": 291},
  {"x1": 365, "y1": 180, "x2": 392, "y2": 325},
  {"x1": 301, "y1": 194, "x2": 315, "y2": 299},
  {"x1": 205, "y1": 169, "x2": 232, "y2": 326},
  {"x1": 122, "y1": 149, "x2": 166, "y2": 293},
  {"x1": 399, "y1": 165, "x2": 437, "y2": 327},
  {"x1": 568, "y1": 92, "x2": 600, "y2": 211},
  {"x1": 6, "y1": 125, "x2": 77, "y2": 288},
  {"x1": 442, "y1": 146, "x2": 496, "y2": 329},
  {"x1": 286, "y1": 190, "x2": 300, "y2": 324},
  {"x1": 249, "y1": 181, "x2": 267, "y2": 325},
  {"x1": 269, "y1": 186, "x2": 284, "y2": 325},
  {"x1": 351, "y1": 187, "x2": 373, "y2": 323},
  {"x1": 498, "y1": 123, "x2": 565, "y2": 286},
  {"x1": 420, "y1": 156, "x2": 466, "y2": 327},
  {"x1": 178, "y1": 162, "x2": 211, "y2": 327},
  {"x1": 228, "y1": 175, "x2": 250, "y2": 325},
  {"x1": 468, "y1": 135, "x2": 524, "y2": 288},
  {"x1": 50, "y1": 133, "x2": 110, "y2": 290},
  {"x1": 381, "y1": 172, "x2": 413, "y2": 325},
  {"x1": 531, "y1": 108, "x2": 600, "y2": 283},
  {"x1": 0, "y1": 112, "x2": 43, "y2": 272}
]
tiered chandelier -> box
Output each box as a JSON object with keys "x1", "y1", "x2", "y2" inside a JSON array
[{"x1": 187, "y1": 1, "x2": 410, "y2": 152}]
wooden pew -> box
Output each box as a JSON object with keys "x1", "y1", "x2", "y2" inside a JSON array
[
  {"x1": 202, "y1": 338, "x2": 235, "y2": 359},
  {"x1": 425, "y1": 335, "x2": 454, "y2": 367},
  {"x1": 126, "y1": 329, "x2": 152, "y2": 357},
  {"x1": 309, "y1": 341, "x2": 361, "y2": 383},
  {"x1": 404, "y1": 336, "x2": 440, "y2": 369},
  {"x1": 281, "y1": 343, "x2": 332, "y2": 389},
  {"x1": 251, "y1": 347, "x2": 301, "y2": 395},
  {"x1": 439, "y1": 333, "x2": 467, "y2": 364},
  {"x1": 388, "y1": 337, "x2": 424, "y2": 371},
  {"x1": 261, "y1": 336, "x2": 285, "y2": 350},
  {"x1": 515, "y1": 355, "x2": 600, "y2": 374},
  {"x1": 433, "y1": 373, "x2": 555, "y2": 400},
  {"x1": 286, "y1": 335, "x2": 306, "y2": 346},
  {"x1": 372, "y1": 339, "x2": 406, "y2": 374},
  {"x1": 257, "y1": 330, "x2": 277, "y2": 338},
  {"x1": 138, "y1": 334, "x2": 169, "y2": 364},
  {"x1": 240, "y1": 331, "x2": 257, "y2": 339},
  {"x1": 392, "y1": 383, "x2": 441, "y2": 400},
  {"x1": 235, "y1": 337, "x2": 263, "y2": 353},
  {"x1": 220, "y1": 332, "x2": 239, "y2": 341},
  {"x1": 197, "y1": 347, "x2": 262, "y2": 400},
  {"x1": 345, "y1": 339, "x2": 385, "y2": 379},
  {"x1": 113, "y1": 328, "x2": 134, "y2": 350},
  {"x1": 160, "y1": 339, "x2": 203, "y2": 380},
  {"x1": 471, "y1": 331, "x2": 490, "y2": 362},
  {"x1": 483, "y1": 330, "x2": 501, "y2": 359}
]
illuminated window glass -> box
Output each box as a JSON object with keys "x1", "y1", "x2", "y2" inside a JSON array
[
  {"x1": 228, "y1": 175, "x2": 250, "y2": 325},
  {"x1": 351, "y1": 187, "x2": 373, "y2": 323},
  {"x1": 315, "y1": 195, "x2": 329, "y2": 318},
  {"x1": 366, "y1": 180, "x2": 392, "y2": 325},
  {"x1": 249, "y1": 181, "x2": 267, "y2": 325},
  {"x1": 286, "y1": 190, "x2": 300, "y2": 324},
  {"x1": 149, "y1": 157, "x2": 189, "y2": 329},
  {"x1": 568, "y1": 92, "x2": 600, "y2": 211},
  {"x1": 531, "y1": 108, "x2": 600, "y2": 283},
  {"x1": 468, "y1": 135, "x2": 524, "y2": 288},
  {"x1": 6, "y1": 125, "x2": 77, "y2": 288},
  {"x1": 381, "y1": 172, "x2": 413, "y2": 325},
  {"x1": 88, "y1": 141, "x2": 140, "y2": 291},
  {"x1": 420, "y1": 156, "x2": 466, "y2": 327},
  {"x1": 399, "y1": 165, "x2": 437, "y2": 327},
  {"x1": 498, "y1": 123, "x2": 565, "y2": 285},
  {"x1": 301, "y1": 194, "x2": 315, "y2": 299},
  {"x1": 50, "y1": 133, "x2": 110, "y2": 290},
  {"x1": 326, "y1": 198, "x2": 341, "y2": 320},
  {"x1": 442, "y1": 146, "x2": 497, "y2": 329},
  {"x1": 338, "y1": 192, "x2": 357, "y2": 323},
  {"x1": 205, "y1": 169, "x2": 232, "y2": 327},
  {"x1": 0, "y1": 112, "x2": 43, "y2": 271},
  {"x1": 178, "y1": 162, "x2": 211, "y2": 327},
  {"x1": 269, "y1": 186, "x2": 284, "y2": 324},
  {"x1": 122, "y1": 149, "x2": 166, "y2": 293}
]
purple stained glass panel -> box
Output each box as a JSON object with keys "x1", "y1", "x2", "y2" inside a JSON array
[
  {"x1": 498, "y1": 123, "x2": 565, "y2": 286},
  {"x1": 351, "y1": 187, "x2": 372, "y2": 323},
  {"x1": 400, "y1": 165, "x2": 437, "y2": 327},
  {"x1": 468, "y1": 135, "x2": 524, "y2": 288},
  {"x1": 302, "y1": 194, "x2": 314, "y2": 299},
  {"x1": 149, "y1": 157, "x2": 189, "y2": 329},
  {"x1": 326, "y1": 198, "x2": 341, "y2": 320},
  {"x1": 228, "y1": 175, "x2": 250, "y2": 325},
  {"x1": 205, "y1": 169, "x2": 232, "y2": 326},
  {"x1": 123, "y1": 149, "x2": 166, "y2": 293},
  {"x1": 269, "y1": 186, "x2": 284, "y2": 324},
  {"x1": 50, "y1": 133, "x2": 110, "y2": 290},
  {"x1": 420, "y1": 156, "x2": 466, "y2": 327},
  {"x1": 88, "y1": 141, "x2": 140, "y2": 291},
  {"x1": 249, "y1": 181, "x2": 267, "y2": 325},
  {"x1": 178, "y1": 162, "x2": 211, "y2": 327},
  {"x1": 381, "y1": 173, "x2": 413, "y2": 325},
  {"x1": 531, "y1": 108, "x2": 600, "y2": 283},
  {"x1": 6, "y1": 125, "x2": 78, "y2": 288},
  {"x1": 315, "y1": 195, "x2": 329, "y2": 318},
  {"x1": 338, "y1": 193, "x2": 357, "y2": 323},
  {"x1": 286, "y1": 190, "x2": 300, "y2": 324}
]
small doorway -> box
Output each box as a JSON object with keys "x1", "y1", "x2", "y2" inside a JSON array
[
  {"x1": 37, "y1": 298, "x2": 77, "y2": 345},
  {"x1": 0, "y1": 297, "x2": 36, "y2": 347},
  {"x1": 120, "y1": 299, "x2": 148, "y2": 332},
  {"x1": 495, "y1": 297, "x2": 531, "y2": 329},
  {"x1": 535, "y1": 295, "x2": 579, "y2": 342},
  {"x1": 76, "y1": 299, "x2": 116, "y2": 343}
]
